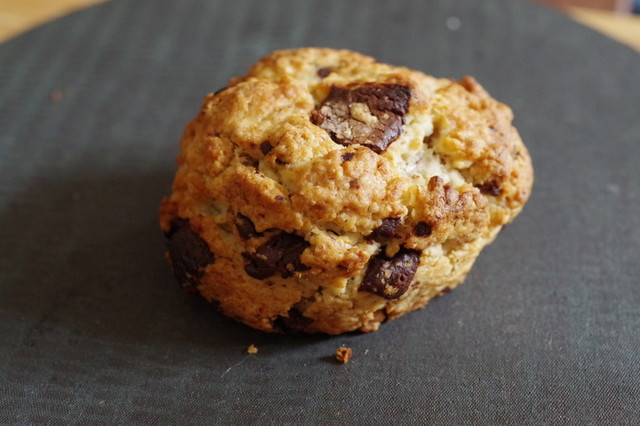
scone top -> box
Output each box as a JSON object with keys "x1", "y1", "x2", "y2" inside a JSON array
[
  {"x1": 168, "y1": 48, "x2": 531, "y2": 238},
  {"x1": 160, "y1": 48, "x2": 533, "y2": 333}
]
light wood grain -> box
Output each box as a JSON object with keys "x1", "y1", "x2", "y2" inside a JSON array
[
  {"x1": 0, "y1": 0, "x2": 108, "y2": 42},
  {"x1": 568, "y1": 6, "x2": 640, "y2": 51},
  {"x1": 0, "y1": 0, "x2": 638, "y2": 53}
]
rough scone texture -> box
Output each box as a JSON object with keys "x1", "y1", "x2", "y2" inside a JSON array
[{"x1": 159, "y1": 48, "x2": 533, "y2": 335}]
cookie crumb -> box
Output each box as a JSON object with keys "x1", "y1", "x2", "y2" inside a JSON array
[
  {"x1": 247, "y1": 344, "x2": 258, "y2": 354},
  {"x1": 336, "y1": 347, "x2": 352, "y2": 364},
  {"x1": 50, "y1": 89, "x2": 64, "y2": 102}
]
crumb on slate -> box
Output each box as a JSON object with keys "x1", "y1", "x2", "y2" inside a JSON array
[
  {"x1": 247, "y1": 344, "x2": 258, "y2": 354},
  {"x1": 336, "y1": 347, "x2": 352, "y2": 364},
  {"x1": 51, "y1": 89, "x2": 64, "y2": 102}
]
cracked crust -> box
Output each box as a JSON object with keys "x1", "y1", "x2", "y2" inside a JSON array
[{"x1": 159, "y1": 48, "x2": 533, "y2": 334}]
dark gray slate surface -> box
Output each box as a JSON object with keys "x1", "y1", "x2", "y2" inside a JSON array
[{"x1": 1, "y1": 0, "x2": 639, "y2": 423}]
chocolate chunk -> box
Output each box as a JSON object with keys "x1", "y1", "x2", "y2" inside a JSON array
[
  {"x1": 260, "y1": 141, "x2": 273, "y2": 155},
  {"x1": 234, "y1": 213, "x2": 262, "y2": 239},
  {"x1": 310, "y1": 84, "x2": 411, "y2": 153},
  {"x1": 166, "y1": 219, "x2": 215, "y2": 287},
  {"x1": 367, "y1": 217, "x2": 401, "y2": 241},
  {"x1": 273, "y1": 308, "x2": 313, "y2": 333},
  {"x1": 476, "y1": 181, "x2": 503, "y2": 196},
  {"x1": 414, "y1": 221, "x2": 432, "y2": 237},
  {"x1": 242, "y1": 253, "x2": 275, "y2": 280},
  {"x1": 341, "y1": 152, "x2": 355, "y2": 161},
  {"x1": 317, "y1": 67, "x2": 332, "y2": 78},
  {"x1": 244, "y1": 232, "x2": 310, "y2": 279},
  {"x1": 359, "y1": 247, "x2": 420, "y2": 299}
]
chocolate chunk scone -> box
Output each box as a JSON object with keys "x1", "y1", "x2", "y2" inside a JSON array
[{"x1": 159, "y1": 48, "x2": 533, "y2": 335}]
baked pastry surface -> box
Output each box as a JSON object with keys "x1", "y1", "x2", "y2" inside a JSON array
[{"x1": 160, "y1": 48, "x2": 533, "y2": 334}]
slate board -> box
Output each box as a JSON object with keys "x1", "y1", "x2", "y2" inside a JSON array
[{"x1": 1, "y1": 0, "x2": 639, "y2": 423}]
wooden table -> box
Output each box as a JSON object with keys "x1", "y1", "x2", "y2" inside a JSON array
[
  {"x1": 0, "y1": 0, "x2": 639, "y2": 51},
  {"x1": 0, "y1": 0, "x2": 107, "y2": 42}
]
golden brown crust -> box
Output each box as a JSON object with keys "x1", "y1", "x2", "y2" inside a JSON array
[
  {"x1": 160, "y1": 48, "x2": 533, "y2": 335},
  {"x1": 429, "y1": 75, "x2": 533, "y2": 225}
]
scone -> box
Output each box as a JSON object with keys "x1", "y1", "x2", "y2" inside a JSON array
[{"x1": 159, "y1": 48, "x2": 533, "y2": 335}]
